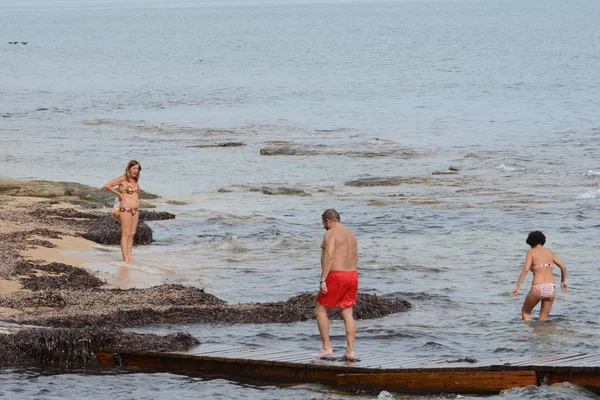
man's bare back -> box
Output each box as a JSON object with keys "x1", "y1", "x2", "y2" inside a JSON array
[{"x1": 321, "y1": 224, "x2": 358, "y2": 271}]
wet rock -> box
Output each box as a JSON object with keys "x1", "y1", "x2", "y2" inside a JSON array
[
  {"x1": 259, "y1": 147, "x2": 317, "y2": 156},
  {"x1": 261, "y1": 187, "x2": 311, "y2": 196},
  {"x1": 217, "y1": 188, "x2": 233, "y2": 193},
  {"x1": 345, "y1": 177, "x2": 404, "y2": 187},
  {"x1": 344, "y1": 149, "x2": 421, "y2": 159},
  {"x1": 139, "y1": 201, "x2": 156, "y2": 209},
  {"x1": 187, "y1": 142, "x2": 245, "y2": 148},
  {"x1": 345, "y1": 176, "x2": 448, "y2": 187},
  {"x1": 0, "y1": 180, "x2": 159, "y2": 207},
  {"x1": 139, "y1": 210, "x2": 175, "y2": 221},
  {"x1": 449, "y1": 165, "x2": 463, "y2": 171},
  {"x1": 0, "y1": 327, "x2": 199, "y2": 368},
  {"x1": 263, "y1": 140, "x2": 292, "y2": 145},
  {"x1": 82, "y1": 215, "x2": 153, "y2": 245},
  {"x1": 431, "y1": 171, "x2": 459, "y2": 175},
  {"x1": 166, "y1": 200, "x2": 187, "y2": 205}
]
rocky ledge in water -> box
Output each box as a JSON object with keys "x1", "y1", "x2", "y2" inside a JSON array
[
  {"x1": 345, "y1": 175, "x2": 463, "y2": 187},
  {"x1": 0, "y1": 282, "x2": 411, "y2": 329},
  {"x1": 0, "y1": 179, "x2": 159, "y2": 208},
  {"x1": 0, "y1": 327, "x2": 199, "y2": 368},
  {"x1": 27, "y1": 205, "x2": 175, "y2": 246},
  {"x1": 259, "y1": 143, "x2": 424, "y2": 159},
  {"x1": 218, "y1": 185, "x2": 312, "y2": 196},
  {"x1": 187, "y1": 141, "x2": 245, "y2": 148}
]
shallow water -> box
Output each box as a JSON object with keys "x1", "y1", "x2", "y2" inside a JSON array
[
  {"x1": 1, "y1": 370, "x2": 599, "y2": 400},
  {"x1": 2, "y1": 0, "x2": 600, "y2": 397}
]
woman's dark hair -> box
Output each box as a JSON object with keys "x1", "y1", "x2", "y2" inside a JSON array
[{"x1": 526, "y1": 231, "x2": 546, "y2": 247}]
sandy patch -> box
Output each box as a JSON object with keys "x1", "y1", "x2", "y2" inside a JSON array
[
  {"x1": 0, "y1": 279, "x2": 22, "y2": 295},
  {"x1": 21, "y1": 235, "x2": 94, "y2": 267}
]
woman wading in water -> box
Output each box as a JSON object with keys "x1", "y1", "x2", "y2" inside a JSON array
[
  {"x1": 511, "y1": 231, "x2": 568, "y2": 321},
  {"x1": 103, "y1": 160, "x2": 142, "y2": 262}
]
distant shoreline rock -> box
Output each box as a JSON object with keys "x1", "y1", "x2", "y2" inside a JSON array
[{"x1": 0, "y1": 179, "x2": 159, "y2": 208}]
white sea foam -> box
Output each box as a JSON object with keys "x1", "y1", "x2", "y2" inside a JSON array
[
  {"x1": 585, "y1": 170, "x2": 600, "y2": 176},
  {"x1": 108, "y1": 261, "x2": 164, "y2": 275},
  {"x1": 495, "y1": 163, "x2": 525, "y2": 172},
  {"x1": 575, "y1": 189, "x2": 600, "y2": 199},
  {"x1": 213, "y1": 235, "x2": 248, "y2": 253}
]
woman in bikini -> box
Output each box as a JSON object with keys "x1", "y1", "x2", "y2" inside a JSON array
[
  {"x1": 511, "y1": 231, "x2": 568, "y2": 321},
  {"x1": 103, "y1": 160, "x2": 142, "y2": 262}
]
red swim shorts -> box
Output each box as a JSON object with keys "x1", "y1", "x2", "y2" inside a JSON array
[{"x1": 316, "y1": 270, "x2": 358, "y2": 309}]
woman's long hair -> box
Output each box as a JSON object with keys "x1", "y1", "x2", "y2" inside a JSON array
[{"x1": 125, "y1": 160, "x2": 142, "y2": 183}]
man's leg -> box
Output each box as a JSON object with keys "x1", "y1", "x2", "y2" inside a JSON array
[
  {"x1": 314, "y1": 303, "x2": 332, "y2": 354},
  {"x1": 340, "y1": 306, "x2": 355, "y2": 358}
]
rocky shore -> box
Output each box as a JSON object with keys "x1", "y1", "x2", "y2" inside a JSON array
[{"x1": 0, "y1": 180, "x2": 411, "y2": 369}]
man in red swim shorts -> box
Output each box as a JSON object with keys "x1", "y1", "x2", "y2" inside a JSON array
[{"x1": 314, "y1": 209, "x2": 359, "y2": 361}]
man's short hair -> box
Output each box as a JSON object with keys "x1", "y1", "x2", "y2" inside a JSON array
[{"x1": 322, "y1": 209, "x2": 340, "y2": 222}]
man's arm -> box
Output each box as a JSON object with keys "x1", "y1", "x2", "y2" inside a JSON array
[{"x1": 320, "y1": 232, "x2": 335, "y2": 288}]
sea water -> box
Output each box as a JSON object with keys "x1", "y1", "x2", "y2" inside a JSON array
[{"x1": 1, "y1": 0, "x2": 599, "y2": 398}]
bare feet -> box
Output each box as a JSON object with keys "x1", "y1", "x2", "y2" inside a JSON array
[
  {"x1": 342, "y1": 351, "x2": 356, "y2": 361},
  {"x1": 312, "y1": 348, "x2": 334, "y2": 359}
]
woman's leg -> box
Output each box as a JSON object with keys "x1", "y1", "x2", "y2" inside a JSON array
[
  {"x1": 119, "y1": 212, "x2": 133, "y2": 262},
  {"x1": 127, "y1": 212, "x2": 140, "y2": 261},
  {"x1": 538, "y1": 297, "x2": 555, "y2": 321},
  {"x1": 521, "y1": 289, "x2": 541, "y2": 321}
]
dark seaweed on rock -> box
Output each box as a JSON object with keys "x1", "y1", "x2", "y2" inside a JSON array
[
  {"x1": 0, "y1": 228, "x2": 64, "y2": 244},
  {"x1": 25, "y1": 239, "x2": 57, "y2": 248},
  {"x1": 280, "y1": 292, "x2": 411, "y2": 321},
  {"x1": 0, "y1": 328, "x2": 199, "y2": 368},
  {"x1": 29, "y1": 208, "x2": 102, "y2": 220},
  {"x1": 353, "y1": 293, "x2": 412, "y2": 319},
  {"x1": 13, "y1": 261, "x2": 104, "y2": 291},
  {"x1": 20, "y1": 269, "x2": 104, "y2": 291},
  {"x1": 82, "y1": 215, "x2": 153, "y2": 245},
  {"x1": 3, "y1": 289, "x2": 411, "y2": 329},
  {"x1": 138, "y1": 210, "x2": 175, "y2": 221},
  {"x1": 0, "y1": 291, "x2": 67, "y2": 308}
]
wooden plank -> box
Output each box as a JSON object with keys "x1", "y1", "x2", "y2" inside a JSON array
[
  {"x1": 543, "y1": 354, "x2": 598, "y2": 366},
  {"x1": 543, "y1": 371, "x2": 600, "y2": 387},
  {"x1": 354, "y1": 356, "x2": 397, "y2": 366},
  {"x1": 183, "y1": 346, "x2": 251, "y2": 356},
  {"x1": 537, "y1": 354, "x2": 590, "y2": 366},
  {"x1": 364, "y1": 361, "x2": 403, "y2": 369},
  {"x1": 508, "y1": 354, "x2": 586, "y2": 366},
  {"x1": 572, "y1": 354, "x2": 600, "y2": 366},
  {"x1": 241, "y1": 349, "x2": 300, "y2": 360},
  {"x1": 336, "y1": 371, "x2": 537, "y2": 393},
  {"x1": 400, "y1": 358, "x2": 450, "y2": 368},
  {"x1": 367, "y1": 359, "x2": 424, "y2": 369},
  {"x1": 187, "y1": 344, "x2": 248, "y2": 353},
  {"x1": 95, "y1": 348, "x2": 600, "y2": 393},
  {"x1": 262, "y1": 351, "x2": 314, "y2": 362}
]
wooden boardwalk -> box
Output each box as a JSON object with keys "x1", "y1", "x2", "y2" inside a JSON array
[{"x1": 95, "y1": 344, "x2": 600, "y2": 394}]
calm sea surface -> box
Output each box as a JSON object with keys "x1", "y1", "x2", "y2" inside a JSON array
[{"x1": 1, "y1": 0, "x2": 600, "y2": 398}]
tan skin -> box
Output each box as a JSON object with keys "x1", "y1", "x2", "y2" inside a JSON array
[
  {"x1": 103, "y1": 165, "x2": 141, "y2": 262},
  {"x1": 511, "y1": 244, "x2": 567, "y2": 321},
  {"x1": 314, "y1": 217, "x2": 358, "y2": 359}
]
